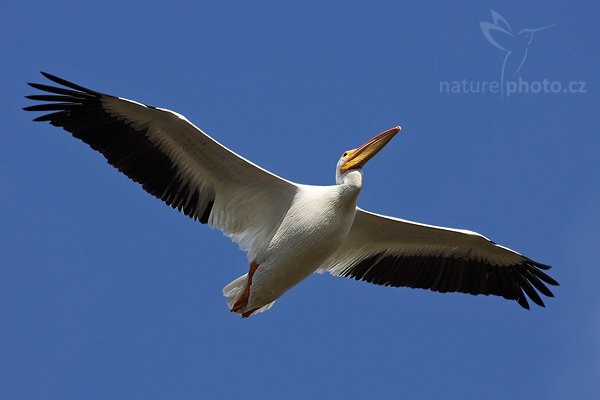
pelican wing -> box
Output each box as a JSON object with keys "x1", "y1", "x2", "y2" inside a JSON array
[
  {"x1": 319, "y1": 208, "x2": 558, "y2": 309},
  {"x1": 24, "y1": 72, "x2": 298, "y2": 254}
]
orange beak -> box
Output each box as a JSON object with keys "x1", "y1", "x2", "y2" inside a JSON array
[{"x1": 339, "y1": 126, "x2": 401, "y2": 173}]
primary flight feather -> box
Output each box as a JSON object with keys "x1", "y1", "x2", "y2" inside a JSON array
[{"x1": 24, "y1": 72, "x2": 558, "y2": 317}]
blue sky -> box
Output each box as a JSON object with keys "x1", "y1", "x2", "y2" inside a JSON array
[{"x1": 1, "y1": 1, "x2": 598, "y2": 399}]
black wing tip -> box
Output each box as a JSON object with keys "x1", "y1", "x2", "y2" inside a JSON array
[
  {"x1": 38, "y1": 71, "x2": 99, "y2": 94},
  {"x1": 26, "y1": 72, "x2": 103, "y2": 101},
  {"x1": 38, "y1": 71, "x2": 71, "y2": 87},
  {"x1": 528, "y1": 259, "x2": 553, "y2": 270},
  {"x1": 528, "y1": 262, "x2": 560, "y2": 287},
  {"x1": 515, "y1": 261, "x2": 559, "y2": 308},
  {"x1": 518, "y1": 299, "x2": 531, "y2": 310},
  {"x1": 22, "y1": 105, "x2": 60, "y2": 122},
  {"x1": 32, "y1": 114, "x2": 54, "y2": 122},
  {"x1": 540, "y1": 276, "x2": 559, "y2": 287},
  {"x1": 25, "y1": 72, "x2": 102, "y2": 122},
  {"x1": 515, "y1": 259, "x2": 559, "y2": 309},
  {"x1": 342, "y1": 253, "x2": 559, "y2": 310},
  {"x1": 40, "y1": 71, "x2": 56, "y2": 80}
]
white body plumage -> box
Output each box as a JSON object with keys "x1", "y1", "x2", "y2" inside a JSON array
[{"x1": 226, "y1": 172, "x2": 362, "y2": 314}]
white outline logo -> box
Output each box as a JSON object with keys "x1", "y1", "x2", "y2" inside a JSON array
[{"x1": 480, "y1": 10, "x2": 553, "y2": 99}]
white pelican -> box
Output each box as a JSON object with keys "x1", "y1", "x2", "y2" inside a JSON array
[{"x1": 25, "y1": 72, "x2": 558, "y2": 317}]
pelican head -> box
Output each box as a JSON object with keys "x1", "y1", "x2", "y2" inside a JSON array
[{"x1": 336, "y1": 126, "x2": 401, "y2": 184}]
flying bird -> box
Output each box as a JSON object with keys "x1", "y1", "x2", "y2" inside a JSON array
[{"x1": 24, "y1": 72, "x2": 558, "y2": 317}]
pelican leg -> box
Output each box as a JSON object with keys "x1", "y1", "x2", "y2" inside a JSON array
[
  {"x1": 241, "y1": 308, "x2": 259, "y2": 318},
  {"x1": 231, "y1": 261, "x2": 259, "y2": 314}
]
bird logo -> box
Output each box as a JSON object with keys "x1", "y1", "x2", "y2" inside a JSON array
[{"x1": 480, "y1": 10, "x2": 553, "y2": 98}]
